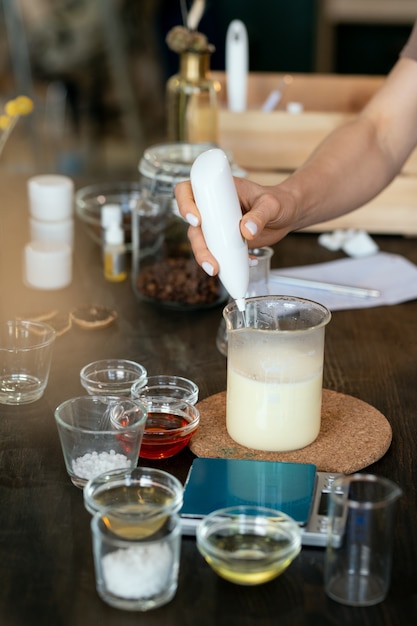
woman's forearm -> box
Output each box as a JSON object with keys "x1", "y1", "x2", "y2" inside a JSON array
[
  {"x1": 278, "y1": 115, "x2": 396, "y2": 231},
  {"x1": 277, "y1": 57, "x2": 417, "y2": 232}
]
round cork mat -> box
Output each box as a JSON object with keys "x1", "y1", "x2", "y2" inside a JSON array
[{"x1": 190, "y1": 389, "x2": 392, "y2": 474}]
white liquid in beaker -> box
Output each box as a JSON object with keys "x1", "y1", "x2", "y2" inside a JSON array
[{"x1": 226, "y1": 341, "x2": 323, "y2": 451}]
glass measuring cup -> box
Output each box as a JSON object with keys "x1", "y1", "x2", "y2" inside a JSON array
[{"x1": 223, "y1": 295, "x2": 331, "y2": 452}]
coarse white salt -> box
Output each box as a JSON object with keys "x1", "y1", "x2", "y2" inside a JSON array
[
  {"x1": 102, "y1": 543, "x2": 173, "y2": 599},
  {"x1": 72, "y1": 450, "x2": 130, "y2": 479}
]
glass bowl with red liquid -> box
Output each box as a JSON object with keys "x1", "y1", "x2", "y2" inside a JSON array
[{"x1": 139, "y1": 398, "x2": 200, "y2": 460}]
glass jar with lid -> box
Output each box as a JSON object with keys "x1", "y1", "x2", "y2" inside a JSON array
[{"x1": 132, "y1": 143, "x2": 245, "y2": 310}]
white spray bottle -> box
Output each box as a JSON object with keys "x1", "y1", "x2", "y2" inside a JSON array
[{"x1": 190, "y1": 148, "x2": 249, "y2": 312}]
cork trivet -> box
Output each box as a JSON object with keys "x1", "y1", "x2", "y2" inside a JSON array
[{"x1": 190, "y1": 389, "x2": 392, "y2": 474}]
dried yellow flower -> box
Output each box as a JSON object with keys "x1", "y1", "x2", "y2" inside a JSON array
[
  {"x1": 5, "y1": 96, "x2": 34, "y2": 117},
  {"x1": 0, "y1": 95, "x2": 34, "y2": 158}
]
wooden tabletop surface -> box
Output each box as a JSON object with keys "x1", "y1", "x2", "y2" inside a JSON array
[{"x1": 1, "y1": 172, "x2": 417, "y2": 625}]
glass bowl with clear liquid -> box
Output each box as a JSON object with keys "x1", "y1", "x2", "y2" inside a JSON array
[{"x1": 196, "y1": 505, "x2": 301, "y2": 585}]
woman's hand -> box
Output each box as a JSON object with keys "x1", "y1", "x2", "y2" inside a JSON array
[{"x1": 174, "y1": 176, "x2": 296, "y2": 276}]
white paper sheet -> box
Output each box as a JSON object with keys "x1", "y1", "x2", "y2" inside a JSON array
[{"x1": 269, "y1": 252, "x2": 417, "y2": 311}]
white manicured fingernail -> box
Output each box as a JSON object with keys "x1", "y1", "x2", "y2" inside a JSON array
[
  {"x1": 202, "y1": 261, "x2": 214, "y2": 276},
  {"x1": 186, "y1": 212, "x2": 199, "y2": 227},
  {"x1": 245, "y1": 220, "x2": 258, "y2": 236}
]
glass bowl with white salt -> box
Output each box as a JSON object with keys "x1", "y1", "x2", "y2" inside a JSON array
[
  {"x1": 91, "y1": 505, "x2": 182, "y2": 611},
  {"x1": 54, "y1": 395, "x2": 147, "y2": 488}
]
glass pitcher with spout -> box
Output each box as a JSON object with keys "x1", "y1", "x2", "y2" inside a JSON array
[{"x1": 223, "y1": 296, "x2": 331, "y2": 452}]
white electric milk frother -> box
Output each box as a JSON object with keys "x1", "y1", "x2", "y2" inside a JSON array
[{"x1": 190, "y1": 148, "x2": 249, "y2": 312}]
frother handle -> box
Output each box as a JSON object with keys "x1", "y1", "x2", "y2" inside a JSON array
[{"x1": 190, "y1": 148, "x2": 249, "y2": 310}]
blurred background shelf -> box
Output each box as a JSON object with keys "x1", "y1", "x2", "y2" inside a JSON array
[
  {"x1": 0, "y1": 0, "x2": 416, "y2": 236},
  {"x1": 214, "y1": 70, "x2": 417, "y2": 237}
]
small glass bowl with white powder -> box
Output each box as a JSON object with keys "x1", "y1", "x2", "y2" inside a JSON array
[
  {"x1": 91, "y1": 505, "x2": 182, "y2": 611},
  {"x1": 54, "y1": 395, "x2": 147, "y2": 488}
]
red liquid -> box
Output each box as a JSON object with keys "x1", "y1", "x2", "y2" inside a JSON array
[{"x1": 139, "y1": 411, "x2": 196, "y2": 460}]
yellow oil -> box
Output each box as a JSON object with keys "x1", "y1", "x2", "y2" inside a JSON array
[
  {"x1": 93, "y1": 484, "x2": 175, "y2": 510},
  {"x1": 94, "y1": 485, "x2": 175, "y2": 539},
  {"x1": 104, "y1": 249, "x2": 127, "y2": 282},
  {"x1": 102, "y1": 507, "x2": 168, "y2": 539},
  {"x1": 200, "y1": 533, "x2": 299, "y2": 585}
]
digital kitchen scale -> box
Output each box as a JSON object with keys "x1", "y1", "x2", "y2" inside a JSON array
[{"x1": 180, "y1": 458, "x2": 344, "y2": 547}]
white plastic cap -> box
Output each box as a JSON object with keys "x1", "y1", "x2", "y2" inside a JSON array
[
  {"x1": 27, "y1": 174, "x2": 74, "y2": 221},
  {"x1": 24, "y1": 241, "x2": 72, "y2": 290},
  {"x1": 101, "y1": 204, "x2": 122, "y2": 228},
  {"x1": 30, "y1": 217, "x2": 74, "y2": 248},
  {"x1": 105, "y1": 223, "x2": 124, "y2": 246}
]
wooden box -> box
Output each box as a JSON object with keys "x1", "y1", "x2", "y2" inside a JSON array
[{"x1": 213, "y1": 72, "x2": 417, "y2": 236}]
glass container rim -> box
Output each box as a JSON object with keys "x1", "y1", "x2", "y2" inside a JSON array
[
  {"x1": 0, "y1": 319, "x2": 56, "y2": 349},
  {"x1": 131, "y1": 375, "x2": 199, "y2": 399},
  {"x1": 196, "y1": 505, "x2": 302, "y2": 562},
  {"x1": 75, "y1": 181, "x2": 143, "y2": 225},
  {"x1": 329, "y1": 473, "x2": 403, "y2": 510},
  {"x1": 54, "y1": 395, "x2": 148, "y2": 434},
  {"x1": 223, "y1": 295, "x2": 331, "y2": 332},
  {"x1": 84, "y1": 466, "x2": 184, "y2": 516},
  {"x1": 80, "y1": 359, "x2": 148, "y2": 385}
]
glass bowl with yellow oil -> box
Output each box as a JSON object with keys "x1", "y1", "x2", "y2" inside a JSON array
[
  {"x1": 196, "y1": 505, "x2": 301, "y2": 585},
  {"x1": 83, "y1": 467, "x2": 184, "y2": 538}
]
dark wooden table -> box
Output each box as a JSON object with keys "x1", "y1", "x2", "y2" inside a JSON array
[{"x1": 1, "y1": 172, "x2": 417, "y2": 625}]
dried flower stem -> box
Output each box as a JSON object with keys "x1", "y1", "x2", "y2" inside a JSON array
[
  {"x1": 187, "y1": 0, "x2": 206, "y2": 30},
  {"x1": 0, "y1": 117, "x2": 17, "y2": 158},
  {"x1": 180, "y1": 0, "x2": 188, "y2": 28},
  {"x1": 0, "y1": 96, "x2": 34, "y2": 160}
]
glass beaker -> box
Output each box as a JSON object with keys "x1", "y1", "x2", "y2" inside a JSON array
[
  {"x1": 223, "y1": 296, "x2": 331, "y2": 452},
  {"x1": 325, "y1": 474, "x2": 402, "y2": 607},
  {"x1": 216, "y1": 246, "x2": 274, "y2": 356}
]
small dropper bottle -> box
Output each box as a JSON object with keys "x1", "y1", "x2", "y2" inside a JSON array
[
  {"x1": 103, "y1": 222, "x2": 127, "y2": 282},
  {"x1": 101, "y1": 203, "x2": 122, "y2": 250}
]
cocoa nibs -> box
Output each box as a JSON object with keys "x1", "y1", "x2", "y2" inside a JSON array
[{"x1": 137, "y1": 257, "x2": 221, "y2": 305}]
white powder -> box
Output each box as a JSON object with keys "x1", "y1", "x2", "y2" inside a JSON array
[
  {"x1": 72, "y1": 450, "x2": 130, "y2": 479},
  {"x1": 102, "y1": 543, "x2": 173, "y2": 599}
]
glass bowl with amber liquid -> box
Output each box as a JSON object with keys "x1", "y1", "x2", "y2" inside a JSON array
[
  {"x1": 138, "y1": 397, "x2": 200, "y2": 459},
  {"x1": 84, "y1": 466, "x2": 184, "y2": 537}
]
